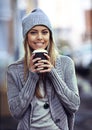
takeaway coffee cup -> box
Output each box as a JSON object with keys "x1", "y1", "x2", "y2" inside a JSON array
[
  {"x1": 32, "y1": 49, "x2": 48, "y2": 60},
  {"x1": 32, "y1": 49, "x2": 48, "y2": 69}
]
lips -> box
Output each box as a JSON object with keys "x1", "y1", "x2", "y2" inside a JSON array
[
  {"x1": 34, "y1": 42, "x2": 44, "y2": 45},
  {"x1": 34, "y1": 42, "x2": 44, "y2": 48}
]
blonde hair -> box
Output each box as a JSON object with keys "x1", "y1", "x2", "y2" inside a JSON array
[{"x1": 24, "y1": 31, "x2": 59, "y2": 98}]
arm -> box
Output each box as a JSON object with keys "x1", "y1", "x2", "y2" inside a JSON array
[
  {"x1": 7, "y1": 65, "x2": 39, "y2": 120},
  {"x1": 48, "y1": 57, "x2": 80, "y2": 114}
]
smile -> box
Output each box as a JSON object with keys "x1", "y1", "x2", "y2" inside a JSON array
[{"x1": 34, "y1": 42, "x2": 44, "y2": 45}]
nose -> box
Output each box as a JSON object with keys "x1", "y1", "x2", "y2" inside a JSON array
[{"x1": 37, "y1": 33, "x2": 43, "y2": 40}]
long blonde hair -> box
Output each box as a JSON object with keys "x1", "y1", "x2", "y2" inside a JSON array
[{"x1": 24, "y1": 31, "x2": 59, "y2": 98}]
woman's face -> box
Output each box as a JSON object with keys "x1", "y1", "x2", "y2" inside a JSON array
[{"x1": 27, "y1": 25, "x2": 50, "y2": 50}]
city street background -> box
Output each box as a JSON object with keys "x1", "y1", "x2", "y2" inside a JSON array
[{"x1": 0, "y1": 0, "x2": 92, "y2": 130}]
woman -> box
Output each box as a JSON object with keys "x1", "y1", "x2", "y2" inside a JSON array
[{"x1": 7, "y1": 8, "x2": 80, "y2": 130}]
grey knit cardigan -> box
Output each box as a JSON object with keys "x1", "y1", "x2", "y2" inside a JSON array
[{"x1": 7, "y1": 55, "x2": 80, "y2": 130}]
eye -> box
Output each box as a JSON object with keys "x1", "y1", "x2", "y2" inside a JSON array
[
  {"x1": 42, "y1": 31, "x2": 49, "y2": 35},
  {"x1": 29, "y1": 31, "x2": 37, "y2": 35}
]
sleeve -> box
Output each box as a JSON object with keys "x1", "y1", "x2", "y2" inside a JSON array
[
  {"x1": 48, "y1": 57, "x2": 80, "y2": 114},
  {"x1": 7, "y1": 65, "x2": 39, "y2": 120}
]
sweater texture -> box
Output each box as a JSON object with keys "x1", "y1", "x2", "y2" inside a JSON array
[{"x1": 7, "y1": 55, "x2": 80, "y2": 130}]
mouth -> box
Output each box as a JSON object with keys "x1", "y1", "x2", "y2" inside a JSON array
[
  {"x1": 34, "y1": 42, "x2": 44, "y2": 48},
  {"x1": 34, "y1": 42, "x2": 44, "y2": 45}
]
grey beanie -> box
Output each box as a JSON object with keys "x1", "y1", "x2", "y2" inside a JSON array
[{"x1": 22, "y1": 8, "x2": 53, "y2": 37}]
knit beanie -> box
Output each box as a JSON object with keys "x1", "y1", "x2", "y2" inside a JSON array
[{"x1": 22, "y1": 8, "x2": 53, "y2": 37}]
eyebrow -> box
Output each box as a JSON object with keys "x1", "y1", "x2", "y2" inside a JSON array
[{"x1": 30, "y1": 28, "x2": 49, "y2": 31}]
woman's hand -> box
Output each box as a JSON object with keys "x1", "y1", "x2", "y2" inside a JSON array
[
  {"x1": 29, "y1": 54, "x2": 42, "y2": 73},
  {"x1": 29, "y1": 53, "x2": 53, "y2": 73}
]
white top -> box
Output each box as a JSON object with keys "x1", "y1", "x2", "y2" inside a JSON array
[{"x1": 31, "y1": 79, "x2": 60, "y2": 130}]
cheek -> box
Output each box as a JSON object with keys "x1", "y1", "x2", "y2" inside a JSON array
[
  {"x1": 27, "y1": 35, "x2": 34, "y2": 45},
  {"x1": 45, "y1": 35, "x2": 50, "y2": 42},
  {"x1": 46, "y1": 38, "x2": 50, "y2": 46},
  {"x1": 27, "y1": 38, "x2": 34, "y2": 48},
  {"x1": 46, "y1": 35, "x2": 50, "y2": 47},
  {"x1": 28, "y1": 35, "x2": 34, "y2": 42}
]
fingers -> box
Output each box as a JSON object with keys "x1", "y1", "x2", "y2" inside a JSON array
[
  {"x1": 32, "y1": 57, "x2": 41, "y2": 64},
  {"x1": 30, "y1": 53, "x2": 53, "y2": 73},
  {"x1": 30, "y1": 54, "x2": 41, "y2": 72},
  {"x1": 37, "y1": 59, "x2": 53, "y2": 73},
  {"x1": 44, "y1": 53, "x2": 50, "y2": 61}
]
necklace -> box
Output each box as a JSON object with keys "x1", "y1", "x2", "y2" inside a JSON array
[{"x1": 43, "y1": 102, "x2": 49, "y2": 109}]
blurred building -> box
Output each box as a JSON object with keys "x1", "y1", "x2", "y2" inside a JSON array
[
  {"x1": 0, "y1": 0, "x2": 37, "y2": 129},
  {"x1": 0, "y1": 0, "x2": 92, "y2": 130}
]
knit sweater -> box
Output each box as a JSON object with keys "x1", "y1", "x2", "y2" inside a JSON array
[{"x1": 7, "y1": 55, "x2": 80, "y2": 130}]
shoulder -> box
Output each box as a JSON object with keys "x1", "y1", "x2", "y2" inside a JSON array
[
  {"x1": 57, "y1": 54, "x2": 74, "y2": 65},
  {"x1": 7, "y1": 58, "x2": 24, "y2": 72},
  {"x1": 55, "y1": 55, "x2": 75, "y2": 73},
  {"x1": 56, "y1": 55, "x2": 75, "y2": 71}
]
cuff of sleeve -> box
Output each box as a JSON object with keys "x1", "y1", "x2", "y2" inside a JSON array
[
  {"x1": 48, "y1": 67, "x2": 57, "y2": 78},
  {"x1": 29, "y1": 70, "x2": 39, "y2": 80}
]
